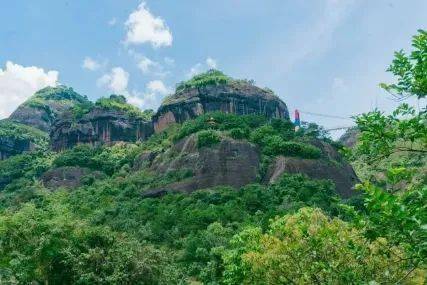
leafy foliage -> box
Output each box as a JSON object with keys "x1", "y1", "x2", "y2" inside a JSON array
[
  {"x1": 222, "y1": 208, "x2": 408, "y2": 284},
  {"x1": 380, "y1": 29, "x2": 427, "y2": 99},
  {"x1": 0, "y1": 119, "x2": 48, "y2": 147},
  {"x1": 175, "y1": 69, "x2": 232, "y2": 92},
  {"x1": 197, "y1": 130, "x2": 221, "y2": 148},
  {"x1": 95, "y1": 94, "x2": 152, "y2": 120}
]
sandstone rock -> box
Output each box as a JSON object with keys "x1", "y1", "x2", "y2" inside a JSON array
[
  {"x1": 50, "y1": 108, "x2": 154, "y2": 151},
  {"x1": 265, "y1": 140, "x2": 359, "y2": 198},
  {"x1": 9, "y1": 86, "x2": 90, "y2": 132},
  {"x1": 42, "y1": 166, "x2": 104, "y2": 189},
  {"x1": 0, "y1": 136, "x2": 36, "y2": 160},
  {"x1": 153, "y1": 82, "x2": 289, "y2": 132},
  {"x1": 142, "y1": 136, "x2": 260, "y2": 197}
]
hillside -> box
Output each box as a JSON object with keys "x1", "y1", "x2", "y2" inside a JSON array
[{"x1": 0, "y1": 63, "x2": 425, "y2": 284}]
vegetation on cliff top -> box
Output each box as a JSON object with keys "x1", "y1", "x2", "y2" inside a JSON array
[
  {"x1": 0, "y1": 119, "x2": 48, "y2": 146},
  {"x1": 23, "y1": 85, "x2": 90, "y2": 109}
]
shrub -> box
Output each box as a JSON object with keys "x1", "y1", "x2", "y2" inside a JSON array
[
  {"x1": 176, "y1": 70, "x2": 232, "y2": 92},
  {"x1": 262, "y1": 136, "x2": 321, "y2": 158},
  {"x1": 229, "y1": 128, "x2": 250, "y2": 139},
  {"x1": 249, "y1": 125, "x2": 278, "y2": 145},
  {"x1": 222, "y1": 208, "x2": 408, "y2": 285},
  {"x1": 197, "y1": 130, "x2": 221, "y2": 148}
]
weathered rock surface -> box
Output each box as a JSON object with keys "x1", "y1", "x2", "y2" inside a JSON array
[
  {"x1": 9, "y1": 86, "x2": 90, "y2": 132},
  {"x1": 51, "y1": 108, "x2": 154, "y2": 151},
  {"x1": 42, "y1": 166, "x2": 104, "y2": 189},
  {"x1": 153, "y1": 83, "x2": 289, "y2": 132},
  {"x1": 265, "y1": 139, "x2": 359, "y2": 198},
  {"x1": 0, "y1": 136, "x2": 36, "y2": 160},
  {"x1": 142, "y1": 135, "x2": 261, "y2": 197},
  {"x1": 339, "y1": 127, "x2": 360, "y2": 148}
]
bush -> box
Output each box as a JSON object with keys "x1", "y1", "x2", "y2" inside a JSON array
[
  {"x1": 222, "y1": 208, "x2": 408, "y2": 285},
  {"x1": 197, "y1": 130, "x2": 221, "y2": 148},
  {"x1": 229, "y1": 128, "x2": 250, "y2": 139},
  {"x1": 249, "y1": 125, "x2": 278, "y2": 145},
  {"x1": 262, "y1": 136, "x2": 322, "y2": 158}
]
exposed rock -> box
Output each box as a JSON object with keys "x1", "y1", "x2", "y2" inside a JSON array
[
  {"x1": 153, "y1": 82, "x2": 289, "y2": 132},
  {"x1": 42, "y1": 166, "x2": 104, "y2": 189},
  {"x1": 9, "y1": 86, "x2": 91, "y2": 132},
  {"x1": 50, "y1": 107, "x2": 154, "y2": 151},
  {"x1": 133, "y1": 151, "x2": 158, "y2": 171},
  {"x1": 339, "y1": 127, "x2": 360, "y2": 148},
  {"x1": 265, "y1": 140, "x2": 359, "y2": 198},
  {"x1": 0, "y1": 120, "x2": 48, "y2": 160},
  {"x1": 0, "y1": 136, "x2": 36, "y2": 160},
  {"x1": 142, "y1": 136, "x2": 260, "y2": 197}
]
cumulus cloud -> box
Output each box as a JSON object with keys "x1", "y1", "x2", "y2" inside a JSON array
[
  {"x1": 82, "y1": 57, "x2": 101, "y2": 71},
  {"x1": 127, "y1": 80, "x2": 170, "y2": 110},
  {"x1": 125, "y1": 2, "x2": 173, "y2": 48},
  {"x1": 206, "y1": 57, "x2": 217, "y2": 69},
  {"x1": 186, "y1": 57, "x2": 219, "y2": 78},
  {"x1": 137, "y1": 56, "x2": 157, "y2": 74},
  {"x1": 0, "y1": 61, "x2": 58, "y2": 118},
  {"x1": 97, "y1": 67, "x2": 129, "y2": 94}
]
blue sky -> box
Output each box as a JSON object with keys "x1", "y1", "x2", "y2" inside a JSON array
[{"x1": 1, "y1": 0, "x2": 426, "y2": 134}]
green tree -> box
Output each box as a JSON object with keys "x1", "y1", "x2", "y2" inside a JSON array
[{"x1": 222, "y1": 208, "x2": 408, "y2": 285}]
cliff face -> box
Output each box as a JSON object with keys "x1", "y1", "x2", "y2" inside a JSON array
[
  {"x1": 9, "y1": 86, "x2": 91, "y2": 133},
  {"x1": 153, "y1": 83, "x2": 289, "y2": 132},
  {"x1": 51, "y1": 108, "x2": 153, "y2": 151},
  {"x1": 0, "y1": 136, "x2": 36, "y2": 160}
]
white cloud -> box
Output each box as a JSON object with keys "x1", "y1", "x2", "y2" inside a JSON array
[
  {"x1": 137, "y1": 56, "x2": 157, "y2": 74},
  {"x1": 125, "y1": 2, "x2": 173, "y2": 48},
  {"x1": 108, "y1": 17, "x2": 117, "y2": 26},
  {"x1": 206, "y1": 57, "x2": 217, "y2": 69},
  {"x1": 82, "y1": 57, "x2": 101, "y2": 71},
  {"x1": 147, "y1": 80, "x2": 169, "y2": 95},
  {"x1": 186, "y1": 63, "x2": 203, "y2": 78},
  {"x1": 127, "y1": 80, "x2": 170, "y2": 110},
  {"x1": 186, "y1": 57, "x2": 219, "y2": 78},
  {"x1": 0, "y1": 61, "x2": 58, "y2": 118},
  {"x1": 97, "y1": 67, "x2": 129, "y2": 94}
]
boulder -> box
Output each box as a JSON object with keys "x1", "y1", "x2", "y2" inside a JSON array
[{"x1": 153, "y1": 82, "x2": 289, "y2": 132}]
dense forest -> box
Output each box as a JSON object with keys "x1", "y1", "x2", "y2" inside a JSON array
[{"x1": 0, "y1": 30, "x2": 425, "y2": 284}]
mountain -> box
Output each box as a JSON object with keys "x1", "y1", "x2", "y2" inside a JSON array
[
  {"x1": 50, "y1": 94, "x2": 154, "y2": 151},
  {"x1": 0, "y1": 86, "x2": 90, "y2": 159},
  {"x1": 153, "y1": 70, "x2": 289, "y2": 132},
  {"x1": 9, "y1": 85, "x2": 91, "y2": 132}
]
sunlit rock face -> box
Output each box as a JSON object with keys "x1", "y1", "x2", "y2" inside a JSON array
[{"x1": 153, "y1": 82, "x2": 290, "y2": 133}]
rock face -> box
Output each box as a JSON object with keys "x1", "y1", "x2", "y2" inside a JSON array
[
  {"x1": 0, "y1": 136, "x2": 36, "y2": 160},
  {"x1": 9, "y1": 86, "x2": 90, "y2": 132},
  {"x1": 141, "y1": 135, "x2": 359, "y2": 198},
  {"x1": 142, "y1": 135, "x2": 260, "y2": 197},
  {"x1": 265, "y1": 139, "x2": 359, "y2": 198},
  {"x1": 42, "y1": 166, "x2": 104, "y2": 189},
  {"x1": 153, "y1": 83, "x2": 290, "y2": 132},
  {"x1": 51, "y1": 108, "x2": 154, "y2": 151}
]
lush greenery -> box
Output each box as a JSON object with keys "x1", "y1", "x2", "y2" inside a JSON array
[
  {"x1": 175, "y1": 69, "x2": 232, "y2": 92},
  {"x1": 0, "y1": 31, "x2": 425, "y2": 284},
  {"x1": 95, "y1": 94, "x2": 153, "y2": 120},
  {"x1": 0, "y1": 119, "x2": 48, "y2": 147}
]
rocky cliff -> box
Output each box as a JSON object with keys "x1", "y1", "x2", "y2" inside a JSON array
[
  {"x1": 50, "y1": 95, "x2": 153, "y2": 151},
  {"x1": 0, "y1": 120, "x2": 48, "y2": 160},
  {"x1": 9, "y1": 86, "x2": 91, "y2": 132},
  {"x1": 153, "y1": 71, "x2": 289, "y2": 132}
]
